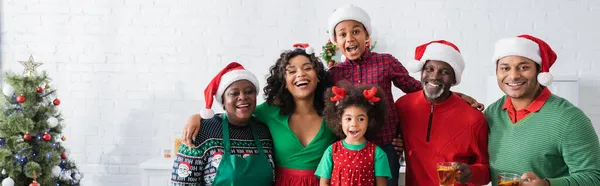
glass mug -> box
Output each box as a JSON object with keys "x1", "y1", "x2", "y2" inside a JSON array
[
  {"x1": 498, "y1": 172, "x2": 523, "y2": 186},
  {"x1": 436, "y1": 162, "x2": 458, "y2": 186}
]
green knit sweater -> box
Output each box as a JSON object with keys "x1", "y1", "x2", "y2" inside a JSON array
[{"x1": 485, "y1": 94, "x2": 600, "y2": 186}]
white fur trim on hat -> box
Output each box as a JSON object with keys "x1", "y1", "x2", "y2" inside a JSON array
[
  {"x1": 328, "y1": 4, "x2": 372, "y2": 43},
  {"x1": 493, "y1": 37, "x2": 541, "y2": 64},
  {"x1": 413, "y1": 43, "x2": 465, "y2": 85},
  {"x1": 200, "y1": 109, "x2": 215, "y2": 119},
  {"x1": 214, "y1": 69, "x2": 260, "y2": 105}
]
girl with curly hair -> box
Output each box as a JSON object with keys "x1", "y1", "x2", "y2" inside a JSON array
[
  {"x1": 315, "y1": 81, "x2": 391, "y2": 186},
  {"x1": 181, "y1": 43, "x2": 337, "y2": 186}
]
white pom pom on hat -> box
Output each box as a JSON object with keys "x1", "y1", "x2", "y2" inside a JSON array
[
  {"x1": 493, "y1": 34, "x2": 557, "y2": 86},
  {"x1": 201, "y1": 62, "x2": 260, "y2": 119}
]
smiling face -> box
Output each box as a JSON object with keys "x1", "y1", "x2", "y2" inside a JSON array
[
  {"x1": 421, "y1": 60, "x2": 455, "y2": 102},
  {"x1": 284, "y1": 55, "x2": 319, "y2": 100},
  {"x1": 334, "y1": 20, "x2": 369, "y2": 60},
  {"x1": 496, "y1": 55, "x2": 541, "y2": 100},
  {"x1": 341, "y1": 105, "x2": 368, "y2": 144},
  {"x1": 222, "y1": 80, "x2": 257, "y2": 125}
]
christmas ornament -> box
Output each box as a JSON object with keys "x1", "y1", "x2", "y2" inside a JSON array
[
  {"x1": 53, "y1": 98, "x2": 61, "y2": 106},
  {"x1": 19, "y1": 55, "x2": 43, "y2": 76},
  {"x1": 16, "y1": 95, "x2": 25, "y2": 103},
  {"x1": 72, "y1": 172, "x2": 81, "y2": 180},
  {"x1": 43, "y1": 133, "x2": 51, "y2": 141},
  {"x1": 61, "y1": 152, "x2": 67, "y2": 159},
  {"x1": 61, "y1": 136, "x2": 67, "y2": 141},
  {"x1": 1, "y1": 169, "x2": 5, "y2": 175},
  {"x1": 1, "y1": 177, "x2": 14, "y2": 186},
  {"x1": 2, "y1": 83, "x2": 15, "y2": 96},
  {"x1": 44, "y1": 83, "x2": 50, "y2": 89},
  {"x1": 47, "y1": 117, "x2": 59, "y2": 128},
  {"x1": 29, "y1": 171, "x2": 39, "y2": 186},
  {"x1": 0, "y1": 138, "x2": 4, "y2": 147},
  {"x1": 36, "y1": 87, "x2": 43, "y2": 93},
  {"x1": 51, "y1": 166, "x2": 62, "y2": 177},
  {"x1": 24, "y1": 133, "x2": 32, "y2": 141}
]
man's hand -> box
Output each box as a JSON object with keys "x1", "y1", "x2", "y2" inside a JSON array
[
  {"x1": 391, "y1": 133, "x2": 404, "y2": 158},
  {"x1": 455, "y1": 163, "x2": 472, "y2": 184},
  {"x1": 182, "y1": 114, "x2": 202, "y2": 149},
  {"x1": 521, "y1": 172, "x2": 550, "y2": 186},
  {"x1": 456, "y1": 92, "x2": 485, "y2": 111}
]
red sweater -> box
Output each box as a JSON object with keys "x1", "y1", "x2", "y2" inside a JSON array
[{"x1": 395, "y1": 91, "x2": 490, "y2": 186}]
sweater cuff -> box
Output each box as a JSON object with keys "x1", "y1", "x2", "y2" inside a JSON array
[{"x1": 547, "y1": 177, "x2": 562, "y2": 186}]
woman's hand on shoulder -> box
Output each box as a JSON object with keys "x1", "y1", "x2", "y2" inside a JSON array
[{"x1": 182, "y1": 114, "x2": 202, "y2": 149}]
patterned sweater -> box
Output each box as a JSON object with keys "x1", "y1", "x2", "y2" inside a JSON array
[
  {"x1": 486, "y1": 94, "x2": 600, "y2": 186},
  {"x1": 170, "y1": 114, "x2": 275, "y2": 186}
]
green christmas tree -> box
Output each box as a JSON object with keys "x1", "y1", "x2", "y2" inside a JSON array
[{"x1": 0, "y1": 56, "x2": 82, "y2": 186}]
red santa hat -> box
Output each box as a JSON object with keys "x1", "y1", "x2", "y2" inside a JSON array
[
  {"x1": 179, "y1": 161, "x2": 191, "y2": 169},
  {"x1": 407, "y1": 40, "x2": 465, "y2": 85},
  {"x1": 201, "y1": 62, "x2": 260, "y2": 119},
  {"x1": 328, "y1": 4, "x2": 372, "y2": 43},
  {"x1": 493, "y1": 34, "x2": 557, "y2": 86},
  {"x1": 293, "y1": 43, "x2": 314, "y2": 55}
]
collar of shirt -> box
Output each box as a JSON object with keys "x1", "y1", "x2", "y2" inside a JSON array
[
  {"x1": 502, "y1": 86, "x2": 551, "y2": 112},
  {"x1": 347, "y1": 48, "x2": 373, "y2": 64}
]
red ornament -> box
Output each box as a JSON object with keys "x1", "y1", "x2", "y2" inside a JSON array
[
  {"x1": 366, "y1": 41, "x2": 371, "y2": 47},
  {"x1": 61, "y1": 153, "x2": 67, "y2": 159},
  {"x1": 37, "y1": 87, "x2": 44, "y2": 93},
  {"x1": 328, "y1": 61, "x2": 334, "y2": 67},
  {"x1": 17, "y1": 95, "x2": 26, "y2": 103},
  {"x1": 24, "y1": 132, "x2": 32, "y2": 141},
  {"x1": 43, "y1": 133, "x2": 51, "y2": 141},
  {"x1": 29, "y1": 181, "x2": 40, "y2": 186},
  {"x1": 327, "y1": 39, "x2": 332, "y2": 44},
  {"x1": 53, "y1": 98, "x2": 61, "y2": 106}
]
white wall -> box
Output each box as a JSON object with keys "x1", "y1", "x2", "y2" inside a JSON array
[{"x1": 1, "y1": 0, "x2": 599, "y2": 185}]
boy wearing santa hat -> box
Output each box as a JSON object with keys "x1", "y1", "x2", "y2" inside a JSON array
[
  {"x1": 326, "y1": 5, "x2": 483, "y2": 185},
  {"x1": 395, "y1": 40, "x2": 490, "y2": 186},
  {"x1": 486, "y1": 34, "x2": 600, "y2": 186}
]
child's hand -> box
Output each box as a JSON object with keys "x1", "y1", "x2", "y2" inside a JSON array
[{"x1": 391, "y1": 134, "x2": 404, "y2": 158}]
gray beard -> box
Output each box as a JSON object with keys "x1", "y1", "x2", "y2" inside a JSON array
[{"x1": 423, "y1": 82, "x2": 445, "y2": 99}]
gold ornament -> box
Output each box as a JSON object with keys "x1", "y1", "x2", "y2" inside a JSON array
[
  {"x1": 19, "y1": 55, "x2": 43, "y2": 76},
  {"x1": 61, "y1": 136, "x2": 66, "y2": 141}
]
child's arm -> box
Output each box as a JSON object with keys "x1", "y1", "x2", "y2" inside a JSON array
[
  {"x1": 374, "y1": 146, "x2": 392, "y2": 184},
  {"x1": 314, "y1": 145, "x2": 334, "y2": 185},
  {"x1": 375, "y1": 177, "x2": 388, "y2": 186},
  {"x1": 389, "y1": 55, "x2": 423, "y2": 93},
  {"x1": 320, "y1": 178, "x2": 331, "y2": 186}
]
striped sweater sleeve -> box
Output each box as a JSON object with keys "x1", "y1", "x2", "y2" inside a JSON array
[{"x1": 548, "y1": 111, "x2": 600, "y2": 186}]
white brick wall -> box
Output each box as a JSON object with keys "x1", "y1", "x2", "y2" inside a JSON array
[{"x1": 1, "y1": 0, "x2": 599, "y2": 185}]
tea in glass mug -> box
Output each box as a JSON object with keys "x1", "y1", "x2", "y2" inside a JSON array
[
  {"x1": 498, "y1": 172, "x2": 522, "y2": 186},
  {"x1": 437, "y1": 162, "x2": 458, "y2": 186}
]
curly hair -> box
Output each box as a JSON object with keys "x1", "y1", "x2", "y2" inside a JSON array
[
  {"x1": 263, "y1": 48, "x2": 331, "y2": 116},
  {"x1": 323, "y1": 80, "x2": 388, "y2": 141}
]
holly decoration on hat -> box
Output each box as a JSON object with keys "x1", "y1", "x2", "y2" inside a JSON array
[
  {"x1": 16, "y1": 95, "x2": 26, "y2": 103},
  {"x1": 53, "y1": 98, "x2": 60, "y2": 106}
]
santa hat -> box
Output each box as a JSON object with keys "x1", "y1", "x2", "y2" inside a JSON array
[
  {"x1": 328, "y1": 4, "x2": 372, "y2": 43},
  {"x1": 293, "y1": 43, "x2": 314, "y2": 55},
  {"x1": 407, "y1": 40, "x2": 465, "y2": 85},
  {"x1": 213, "y1": 151, "x2": 223, "y2": 156},
  {"x1": 201, "y1": 62, "x2": 260, "y2": 119},
  {"x1": 493, "y1": 34, "x2": 557, "y2": 86},
  {"x1": 179, "y1": 162, "x2": 191, "y2": 169}
]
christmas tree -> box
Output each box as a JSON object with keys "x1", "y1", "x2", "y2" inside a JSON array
[{"x1": 0, "y1": 56, "x2": 82, "y2": 186}]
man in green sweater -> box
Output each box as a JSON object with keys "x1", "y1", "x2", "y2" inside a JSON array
[{"x1": 485, "y1": 34, "x2": 600, "y2": 186}]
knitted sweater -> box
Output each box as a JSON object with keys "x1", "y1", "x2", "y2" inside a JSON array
[
  {"x1": 170, "y1": 114, "x2": 275, "y2": 186},
  {"x1": 485, "y1": 94, "x2": 600, "y2": 186}
]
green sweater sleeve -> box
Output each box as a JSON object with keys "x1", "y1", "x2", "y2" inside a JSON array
[
  {"x1": 314, "y1": 145, "x2": 334, "y2": 179},
  {"x1": 548, "y1": 112, "x2": 600, "y2": 186}
]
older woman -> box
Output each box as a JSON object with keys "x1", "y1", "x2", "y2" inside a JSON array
[{"x1": 170, "y1": 62, "x2": 275, "y2": 186}]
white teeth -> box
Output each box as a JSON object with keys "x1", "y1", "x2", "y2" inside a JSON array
[
  {"x1": 507, "y1": 82, "x2": 525, "y2": 86},
  {"x1": 237, "y1": 104, "x2": 249, "y2": 108},
  {"x1": 295, "y1": 81, "x2": 309, "y2": 86},
  {"x1": 427, "y1": 82, "x2": 440, "y2": 87}
]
